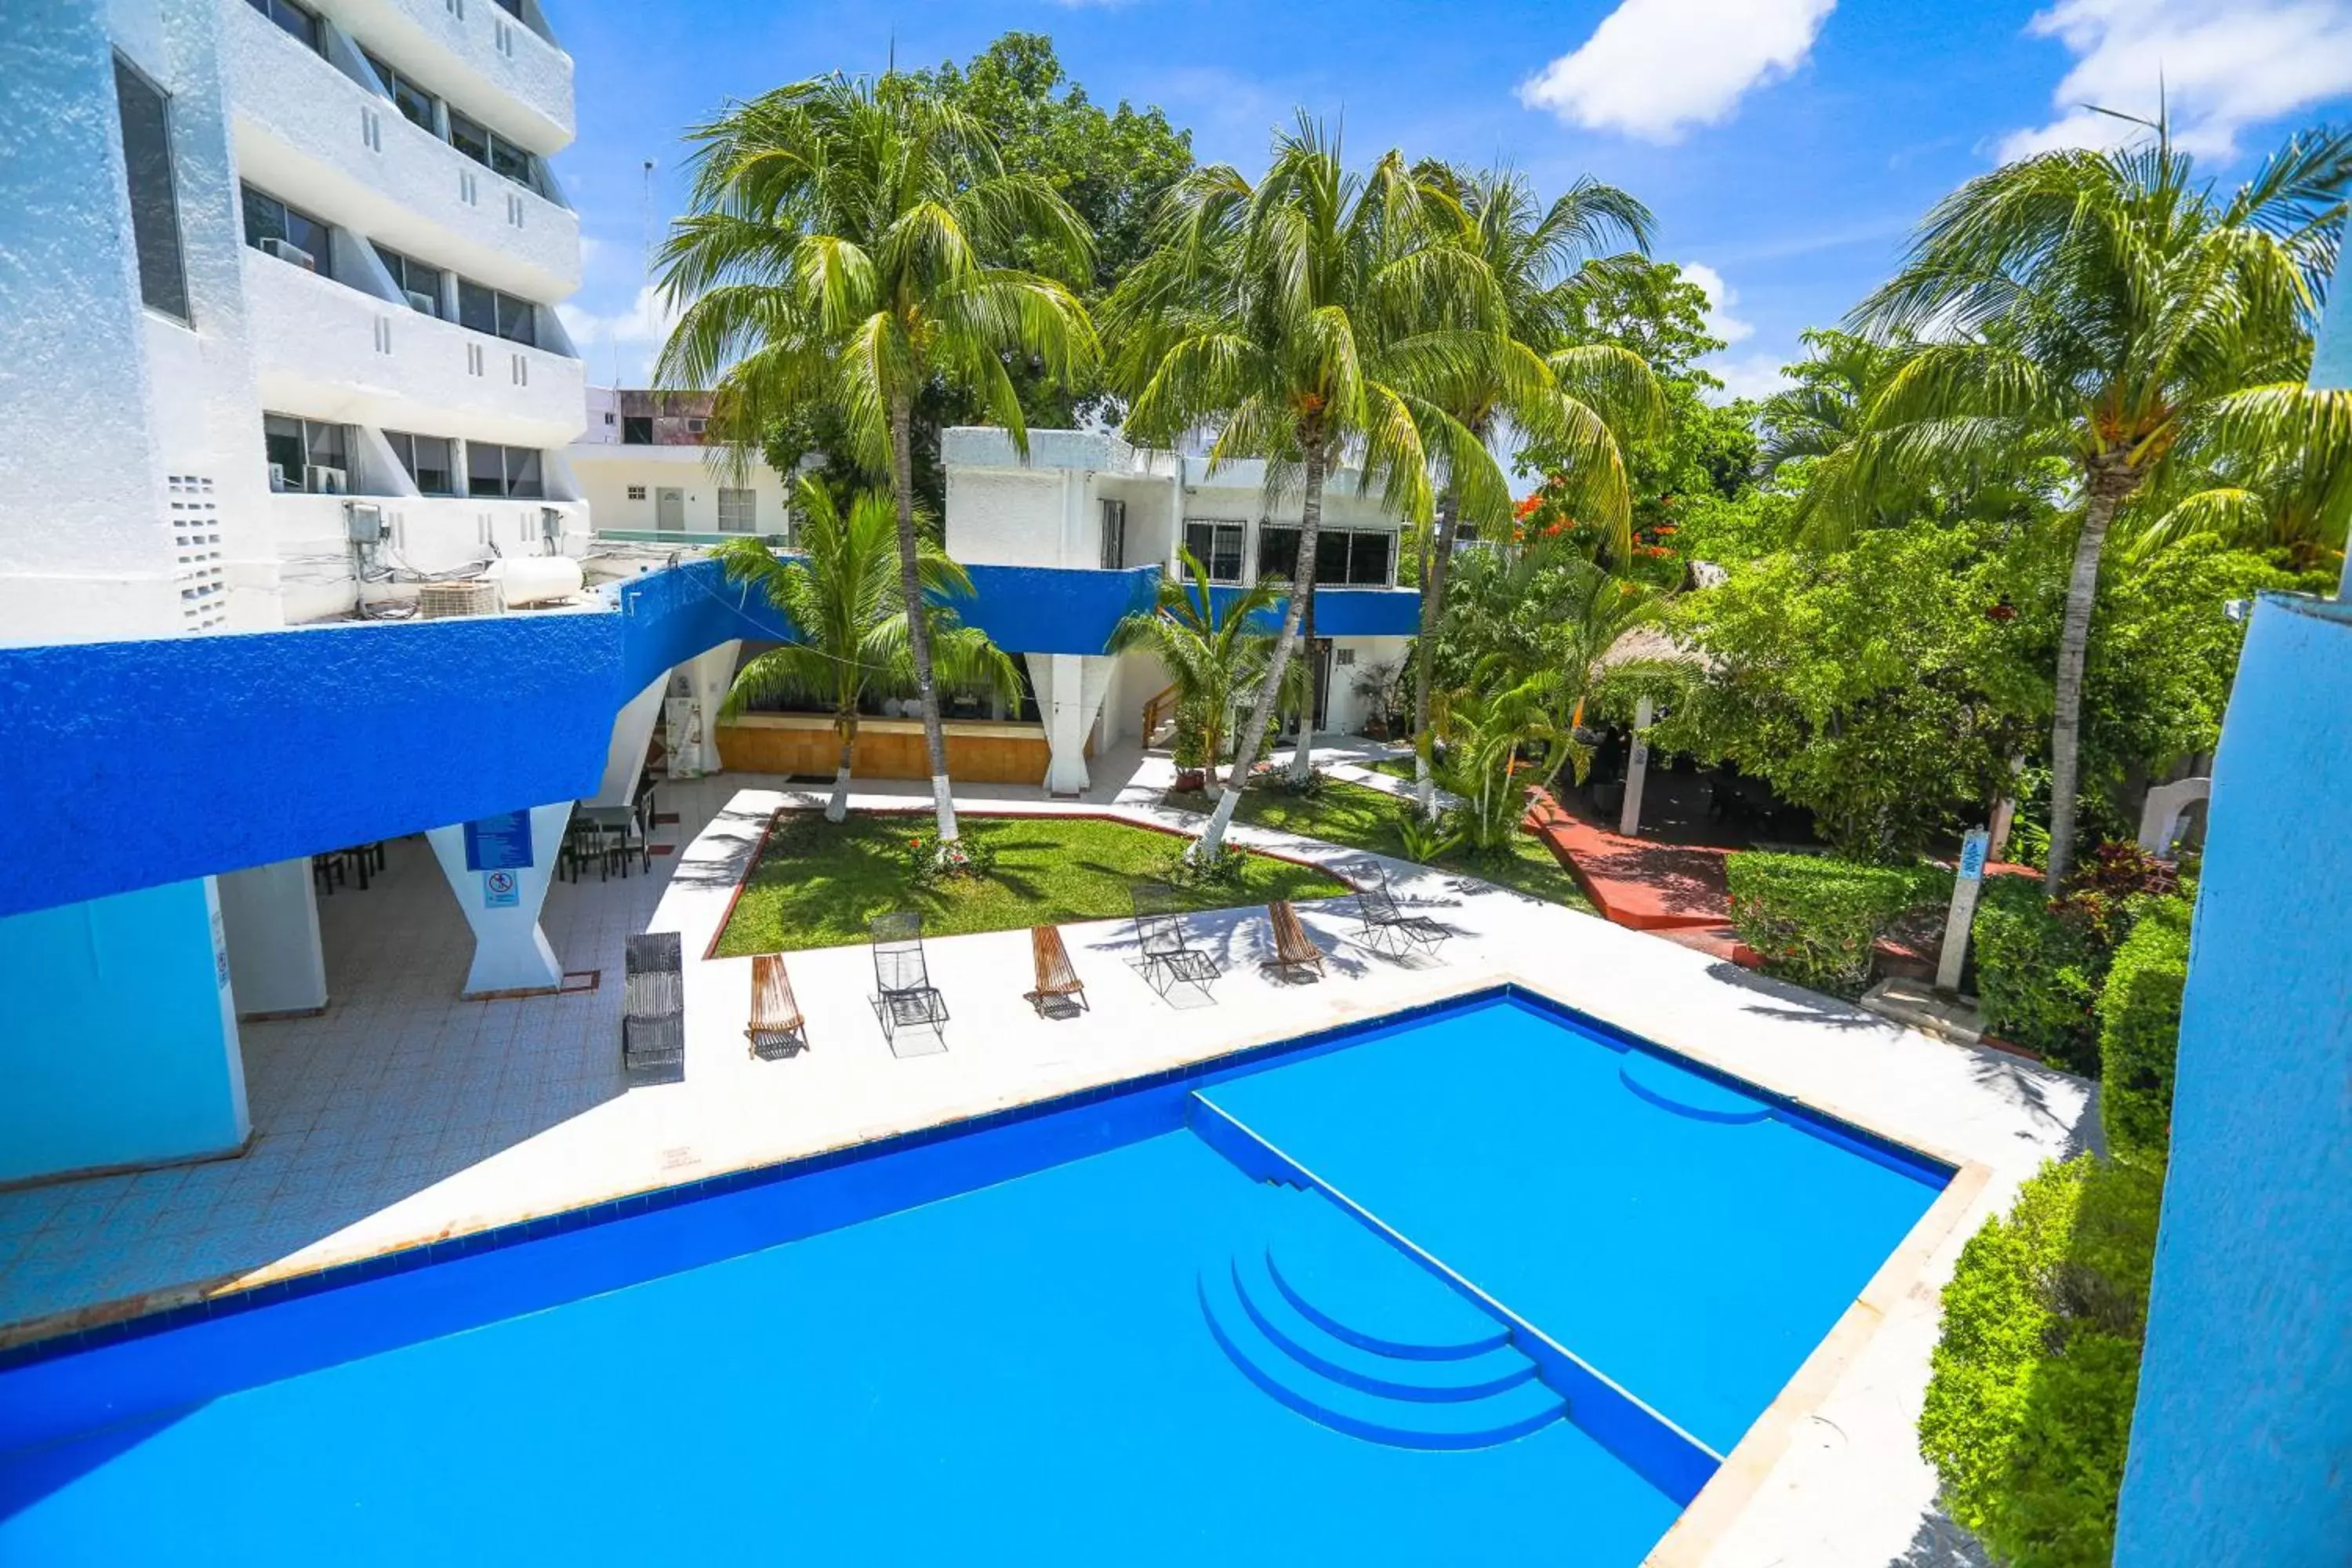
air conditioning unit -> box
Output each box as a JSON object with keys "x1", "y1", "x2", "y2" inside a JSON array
[
  {"x1": 417, "y1": 581, "x2": 503, "y2": 619},
  {"x1": 404, "y1": 289, "x2": 437, "y2": 315},
  {"x1": 307, "y1": 464, "x2": 347, "y2": 495},
  {"x1": 268, "y1": 462, "x2": 288, "y2": 492},
  {"x1": 261, "y1": 237, "x2": 316, "y2": 270}
]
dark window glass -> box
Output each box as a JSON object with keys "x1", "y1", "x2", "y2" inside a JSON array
[
  {"x1": 448, "y1": 109, "x2": 536, "y2": 194},
  {"x1": 1257, "y1": 524, "x2": 1300, "y2": 584},
  {"x1": 388, "y1": 431, "x2": 454, "y2": 494},
  {"x1": 1348, "y1": 532, "x2": 1392, "y2": 586},
  {"x1": 262, "y1": 413, "x2": 346, "y2": 492},
  {"x1": 113, "y1": 58, "x2": 189, "y2": 323},
  {"x1": 488, "y1": 136, "x2": 532, "y2": 187},
  {"x1": 448, "y1": 110, "x2": 491, "y2": 166},
  {"x1": 621, "y1": 416, "x2": 652, "y2": 445},
  {"x1": 1184, "y1": 521, "x2": 1244, "y2": 584},
  {"x1": 241, "y1": 185, "x2": 331, "y2": 278},
  {"x1": 263, "y1": 415, "x2": 304, "y2": 488},
  {"x1": 468, "y1": 441, "x2": 508, "y2": 497},
  {"x1": 364, "y1": 53, "x2": 437, "y2": 132},
  {"x1": 1314, "y1": 528, "x2": 1351, "y2": 585},
  {"x1": 457, "y1": 278, "x2": 497, "y2": 335},
  {"x1": 374, "y1": 245, "x2": 442, "y2": 316},
  {"x1": 503, "y1": 448, "x2": 543, "y2": 499},
  {"x1": 492, "y1": 0, "x2": 524, "y2": 15},
  {"x1": 1099, "y1": 499, "x2": 1127, "y2": 570},
  {"x1": 494, "y1": 292, "x2": 535, "y2": 346},
  {"x1": 245, "y1": 0, "x2": 321, "y2": 52}
]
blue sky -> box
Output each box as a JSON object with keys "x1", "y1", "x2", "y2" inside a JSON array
[{"x1": 550, "y1": 0, "x2": 2352, "y2": 399}]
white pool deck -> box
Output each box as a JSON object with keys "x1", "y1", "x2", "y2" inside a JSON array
[{"x1": 0, "y1": 744, "x2": 2082, "y2": 1567}]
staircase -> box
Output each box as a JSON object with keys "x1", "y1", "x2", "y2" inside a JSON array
[
  {"x1": 1198, "y1": 1185, "x2": 1565, "y2": 1450},
  {"x1": 1141, "y1": 684, "x2": 1180, "y2": 750}
]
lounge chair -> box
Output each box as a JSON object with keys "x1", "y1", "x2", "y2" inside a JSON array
[
  {"x1": 746, "y1": 953, "x2": 808, "y2": 1059},
  {"x1": 1025, "y1": 925, "x2": 1088, "y2": 1018},
  {"x1": 869, "y1": 911, "x2": 949, "y2": 1044},
  {"x1": 622, "y1": 931, "x2": 685, "y2": 1073},
  {"x1": 1265, "y1": 900, "x2": 1327, "y2": 980},
  {"x1": 1350, "y1": 862, "x2": 1450, "y2": 959},
  {"x1": 1131, "y1": 881, "x2": 1222, "y2": 997}
]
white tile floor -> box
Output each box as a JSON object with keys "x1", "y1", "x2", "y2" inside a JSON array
[{"x1": 0, "y1": 742, "x2": 2092, "y2": 1567}]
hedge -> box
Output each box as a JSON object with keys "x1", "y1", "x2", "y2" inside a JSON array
[
  {"x1": 1921, "y1": 1154, "x2": 2163, "y2": 1568},
  {"x1": 1725, "y1": 851, "x2": 1950, "y2": 999},
  {"x1": 2098, "y1": 897, "x2": 2192, "y2": 1162},
  {"x1": 1973, "y1": 878, "x2": 2107, "y2": 1073}
]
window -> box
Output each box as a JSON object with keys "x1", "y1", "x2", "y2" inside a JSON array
[
  {"x1": 242, "y1": 185, "x2": 332, "y2": 278},
  {"x1": 1344, "y1": 530, "x2": 1392, "y2": 586},
  {"x1": 362, "y1": 52, "x2": 438, "y2": 133},
  {"x1": 466, "y1": 442, "x2": 543, "y2": 499},
  {"x1": 685, "y1": 416, "x2": 708, "y2": 437},
  {"x1": 620, "y1": 415, "x2": 652, "y2": 445},
  {"x1": 385, "y1": 430, "x2": 455, "y2": 495},
  {"x1": 113, "y1": 57, "x2": 189, "y2": 324},
  {"x1": 245, "y1": 0, "x2": 321, "y2": 52},
  {"x1": 456, "y1": 278, "x2": 535, "y2": 346},
  {"x1": 448, "y1": 110, "x2": 538, "y2": 194},
  {"x1": 1099, "y1": 499, "x2": 1127, "y2": 570},
  {"x1": 1182, "y1": 521, "x2": 1245, "y2": 584},
  {"x1": 717, "y1": 488, "x2": 757, "y2": 534},
  {"x1": 1257, "y1": 524, "x2": 1394, "y2": 586},
  {"x1": 1257, "y1": 524, "x2": 1300, "y2": 584},
  {"x1": 263, "y1": 413, "x2": 348, "y2": 492},
  {"x1": 626, "y1": 485, "x2": 647, "y2": 502},
  {"x1": 374, "y1": 244, "x2": 442, "y2": 316}
]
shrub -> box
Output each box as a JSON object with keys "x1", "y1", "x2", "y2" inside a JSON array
[
  {"x1": 898, "y1": 827, "x2": 998, "y2": 885},
  {"x1": 1922, "y1": 1154, "x2": 2161, "y2": 1568},
  {"x1": 2097, "y1": 896, "x2": 2192, "y2": 1161},
  {"x1": 1725, "y1": 851, "x2": 1950, "y2": 999},
  {"x1": 1973, "y1": 878, "x2": 2107, "y2": 1072}
]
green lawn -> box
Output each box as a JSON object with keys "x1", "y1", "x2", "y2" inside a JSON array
[
  {"x1": 1161, "y1": 776, "x2": 1593, "y2": 912},
  {"x1": 713, "y1": 811, "x2": 1349, "y2": 956},
  {"x1": 1368, "y1": 756, "x2": 1417, "y2": 781}
]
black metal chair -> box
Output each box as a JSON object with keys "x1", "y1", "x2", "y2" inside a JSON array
[
  {"x1": 1350, "y1": 861, "x2": 1450, "y2": 958},
  {"x1": 1131, "y1": 881, "x2": 1222, "y2": 997},
  {"x1": 869, "y1": 911, "x2": 949, "y2": 1044},
  {"x1": 622, "y1": 931, "x2": 685, "y2": 1073}
]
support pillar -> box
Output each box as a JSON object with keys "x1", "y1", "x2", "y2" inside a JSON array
[
  {"x1": 425, "y1": 801, "x2": 573, "y2": 996},
  {"x1": 673, "y1": 640, "x2": 739, "y2": 775},
  {"x1": 1028, "y1": 652, "x2": 1115, "y2": 797},
  {"x1": 593, "y1": 675, "x2": 667, "y2": 806},
  {"x1": 217, "y1": 857, "x2": 328, "y2": 1018},
  {"x1": 1619, "y1": 695, "x2": 1655, "y2": 837}
]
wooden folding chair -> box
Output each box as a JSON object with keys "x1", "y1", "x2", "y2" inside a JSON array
[
  {"x1": 746, "y1": 953, "x2": 808, "y2": 1060},
  {"x1": 1025, "y1": 925, "x2": 1088, "y2": 1017},
  {"x1": 1265, "y1": 900, "x2": 1327, "y2": 981}
]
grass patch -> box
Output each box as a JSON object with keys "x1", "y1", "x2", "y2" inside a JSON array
[
  {"x1": 1369, "y1": 756, "x2": 1418, "y2": 781},
  {"x1": 1162, "y1": 776, "x2": 1592, "y2": 912},
  {"x1": 713, "y1": 811, "x2": 1348, "y2": 956}
]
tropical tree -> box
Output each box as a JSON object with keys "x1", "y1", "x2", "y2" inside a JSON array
[
  {"x1": 1841, "y1": 118, "x2": 2351, "y2": 887},
  {"x1": 1404, "y1": 164, "x2": 1661, "y2": 818},
  {"x1": 715, "y1": 482, "x2": 1022, "y2": 822},
  {"x1": 1106, "y1": 118, "x2": 1526, "y2": 858},
  {"x1": 656, "y1": 71, "x2": 1099, "y2": 849},
  {"x1": 1107, "y1": 548, "x2": 1303, "y2": 789}
]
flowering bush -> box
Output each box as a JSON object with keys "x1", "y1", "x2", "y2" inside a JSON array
[
  {"x1": 1513, "y1": 474, "x2": 1685, "y2": 587},
  {"x1": 898, "y1": 828, "x2": 997, "y2": 884}
]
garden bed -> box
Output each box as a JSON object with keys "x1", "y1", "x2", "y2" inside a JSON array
[{"x1": 711, "y1": 810, "x2": 1349, "y2": 956}]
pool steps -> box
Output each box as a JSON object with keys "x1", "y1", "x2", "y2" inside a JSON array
[{"x1": 1198, "y1": 1188, "x2": 1565, "y2": 1450}]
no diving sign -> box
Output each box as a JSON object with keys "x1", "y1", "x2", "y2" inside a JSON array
[{"x1": 482, "y1": 869, "x2": 521, "y2": 909}]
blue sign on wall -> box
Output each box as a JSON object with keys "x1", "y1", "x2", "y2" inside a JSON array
[{"x1": 463, "y1": 811, "x2": 534, "y2": 872}]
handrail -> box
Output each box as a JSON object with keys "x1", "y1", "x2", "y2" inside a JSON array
[{"x1": 1141, "y1": 682, "x2": 1180, "y2": 741}]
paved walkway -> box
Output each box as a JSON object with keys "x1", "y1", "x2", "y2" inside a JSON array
[{"x1": 0, "y1": 748, "x2": 2089, "y2": 1568}]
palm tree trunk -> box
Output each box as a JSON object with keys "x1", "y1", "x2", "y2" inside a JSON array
[
  {"x1": 1199, "y1": 434, "x2": 1327, "y2": 859},
  {"x1": 1413, "y1": 488, "x2": 1461, "y2": 820},
  {"x1": 1287, "y1": 579, "x2": 1319, "y2": 784},
  {"x1": 2045, "y1": 466, "x2": 2130, "y2": 891},
  {"x1": 889, "y1": 392, "x2": 958, "y2": 844},
  {"x1": 828, "y1": 723, "x2": 855, "y2": 824}
]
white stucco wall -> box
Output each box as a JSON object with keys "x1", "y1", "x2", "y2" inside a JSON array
[
  {"x1": 1322, "y1": 634, "x2": 1412, "y2": 736},
  {"x1": 947, "y1": 468, "x2": 1076, "y2": 568},
  {"x1": 568, "y1": 447, "x2": 793, "y2": 538},
  {"x1": 332, "y1": 0, "x2": 575, "y2": 154}
]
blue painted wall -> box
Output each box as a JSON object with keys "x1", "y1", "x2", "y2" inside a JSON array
[
  {"x1": 1210, "y1": 586, "x2": 1424, "y2": 638},
  {"x1": 0, "y1": 878, "x2": 245, "y2": 1183}
]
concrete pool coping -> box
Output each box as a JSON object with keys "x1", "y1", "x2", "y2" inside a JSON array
[{"x1": 1, "y1": 775, "x2": 2083, "y2": 1566}]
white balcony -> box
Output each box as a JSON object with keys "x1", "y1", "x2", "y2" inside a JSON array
[
  {"x1": 319, "y1": 0, "x2": 573, "y2": 154},
  {"x1": 227, "y1": 0, "x2": 577, "y2": 301},
  {"x1": 247, "y1": 253, "x2": 585, "y2": 450}
]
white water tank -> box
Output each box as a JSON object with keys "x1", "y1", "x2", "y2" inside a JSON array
[{"x1": 486, "y1": 555, "x2": 586, "y2": 607}]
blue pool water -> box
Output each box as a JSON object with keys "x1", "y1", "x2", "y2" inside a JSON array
[{"x1": 0, "y1": 990, "x2": 1944, "y2": 1565}]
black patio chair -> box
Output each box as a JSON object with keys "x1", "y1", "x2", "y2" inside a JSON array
[
  {"x1": 1350, "y1": 861, "x2": 1450, "y2": 959},
  {"x1": 869, "y1": 911, "x2": 949, "y2": 1044},
  {"x1": 1130, "y1": 881, "x2": 1222, "y2": 997},
  {"x1": 622, "y1": 931, "x2": 685, "y2": 1073}
]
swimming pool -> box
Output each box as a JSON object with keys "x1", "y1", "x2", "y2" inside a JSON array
[{"x1": 0, "y1": 989, "x2": 1947, "y2": 1564}]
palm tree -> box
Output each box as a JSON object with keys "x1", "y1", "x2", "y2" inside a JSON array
[
  {"x1": 656, "y1": 71, "x2": 1099, "y2": 848},
  {"x1": 1846, "y1": 118, "x2": 2351, "y2": 888},
  {"x1": 715, "y1": 481, "x2": 1021, "y2": 822},
  {"x1": 1108, "y1": 548, "x2": 1301, "y2": 791},
  {"x1": 1105, "y1": 118, "x2": 1514, "y2": 860},
  {"x1": 1406, "y1": 163, "x2": 1661, "y2": 818}
]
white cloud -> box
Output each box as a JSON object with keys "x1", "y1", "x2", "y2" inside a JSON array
[
  {"x1": 1681, "y1": 263, "x2": 1754, "y2": 346},
  {"x1": 1702, "y1": 351, "x2": 1792, "y2": 403},
  {"x1": 557, "y1": 284, "x2": 677, "y2": 349},
  {"x1": 2000, "y1": 0, "x2": 2352, "y2": 162},
  {"x1": 1519, "y1": 0, "x2": 1838, "y2": 143}
]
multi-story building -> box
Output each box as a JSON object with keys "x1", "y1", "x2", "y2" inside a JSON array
[
  {"x1": 1, "y1": 0, "x2": 589, "y2": 643},
  {"x1": 569, "y1": 388, "x2": 796, "y2": 545}
]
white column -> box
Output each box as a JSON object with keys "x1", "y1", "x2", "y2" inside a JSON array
[
  {"x1": 425, "y1": 801, "x2": 573, "y2": 996},
  {"x1": 1029, "y1": 652, "x2": 1116, "y2": 796},
  {"x1": 678, "y1": 640, "x2": 740, "y2": 775},
  {"x1": 592, "y1": 674, "x2": 667, "y2": 806},
  {"x1": 1619, "y1": 695, "x2": 1655, "y2": 837},
  {"x1": 216, "y1": 857, "x2": 328, "y2": 1017}
]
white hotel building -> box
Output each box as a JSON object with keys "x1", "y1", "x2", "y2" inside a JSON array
[{"x1": 1, "y1": 0, "x2": 588, "y2": 644}]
